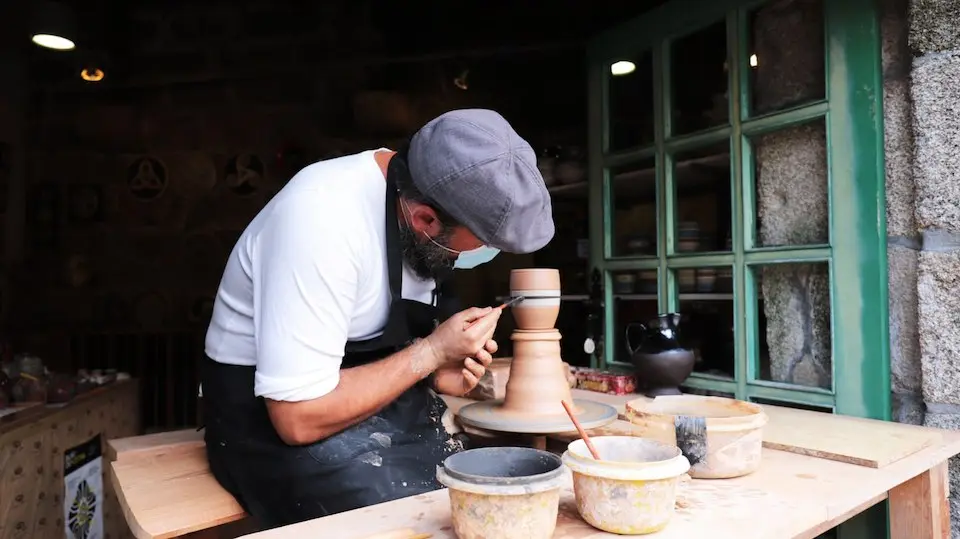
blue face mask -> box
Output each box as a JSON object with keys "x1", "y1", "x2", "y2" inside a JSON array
[
  {"x1": 400, "y1": 195, "x2": 500, "y2": 270},
  {"x1": 453, "y1": 245, "x2": 501, "y2": 269}
]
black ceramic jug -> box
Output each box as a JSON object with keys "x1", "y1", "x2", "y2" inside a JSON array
[{"x1": 625, "y1": 313, "x2": 696, "y2": 397}]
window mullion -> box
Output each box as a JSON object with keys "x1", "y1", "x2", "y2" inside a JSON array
[
  {"x1": 653, "y1": 40, "x2": 672, "y2": 312},
  {"x1": 727, "y1": 10, "x2": 749, "y2": 401}
]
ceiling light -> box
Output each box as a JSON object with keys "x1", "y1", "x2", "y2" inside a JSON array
[
  {"x1": 750, "y1": 54, "x2": 759, "y2": 68},
  {"x1": 30, "y1": 1, "x2": 77, "y2": 51},
  {"x1": 32, "y1": 33, "x2": 75, "y2": 51},
  {"x1": 81, "y1": 68, "x2": 104, "y2": 82},
  {"x1": 610, "y1": 61, "x2": 636, "y2": 76}
]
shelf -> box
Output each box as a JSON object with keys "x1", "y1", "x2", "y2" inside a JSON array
[
  {"x1": 547, "y1": 181, "x2": 588, "y2": 198},
  {"x1": 495, "y1": 293, "x2": 732, "y2": 302},
  {"x1": 545, "y1": 152, "x2": 730, "y2": 200},
  {"x1": 616, "y1": 293, "x2": 733, "y2": 301},
  {"x1": 495, "y1": 294, "x2": 589, "y2": 302}
]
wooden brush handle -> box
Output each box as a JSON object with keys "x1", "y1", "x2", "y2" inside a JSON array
[{"x1": 562, "y1": 399, "x2": 601, "y2": 460}]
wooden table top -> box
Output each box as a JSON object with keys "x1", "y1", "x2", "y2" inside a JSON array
[
  {"x1": 109, "y1": 389, "x2": 960, "y2": 539},
  {"x1": 241, "y1": 431, "x2": 960, "y2": 539}
]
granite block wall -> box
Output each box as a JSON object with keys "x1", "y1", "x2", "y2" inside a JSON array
[
  {"x1": 883, "y1": 0, "x2": 924, "y2": 426},
  {"x1": 905, "y1": 0, "x2": 960, "y2": 531}
]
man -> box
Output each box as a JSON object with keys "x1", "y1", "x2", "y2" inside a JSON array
[{"x1": 201, "y1": 109, "x2": 554, "y2": 528}]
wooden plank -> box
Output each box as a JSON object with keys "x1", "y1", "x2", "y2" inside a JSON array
[
  {"x1": 889, "y1": 461, "x2": 950, "y2": 539},
  {"x1": 108, "y1": 428, "x2": 204, "y2": 462},
  {"x1": 620, "y1": 394, "x2": 938, "y2": 468},
  {"x1": 758, "y1": 404, "x2": 941, "y2": 468},
  {"x1": 109, "y1": 444, "x2": 246, "y2": 539}
]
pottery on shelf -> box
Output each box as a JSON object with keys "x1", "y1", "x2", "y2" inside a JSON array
[
  {"x1": 678, "y1": 269, "x2": 696, "y2": 293},
  {"x1": 510, "y1": 268, "x2": 561, "y2": 330},
  {"x1": 554, "y1": 146, "x2": 586, "y2": 185},
  {"x1": 502, "y1": 330, "x2": 575, "y2": 416},
  {"x1": 613, "y1": 273, "x2": 636, "y2": 294},
  {"x1": 696, "y1": 268, "x2": 717, "y2": 292},
  {"x1": 677, "y1": 221, "x2": 700, "y2": 252},
  {"x1": 625, "y1": 313, "x2": 695, "y2": 397}
]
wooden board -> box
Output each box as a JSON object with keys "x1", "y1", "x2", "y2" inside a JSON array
[
  {"x1": 109, "y1": 444, "x2": 246, "y2": 539},
  {"x1": 108, "y1": 428, "x2": 204, "y2": 463},
  {"x1": 621, "y1": 394, "x2": 939, "y2": 468},
  {"x1": 757, "y1": 404, "x2": 941, "y2": 469}
]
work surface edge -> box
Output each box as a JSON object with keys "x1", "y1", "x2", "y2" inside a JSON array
[{"x1": 239, "y1": 430, "x2": 960, "y2": 539}]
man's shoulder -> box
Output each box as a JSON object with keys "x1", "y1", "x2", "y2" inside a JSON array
[{"x1": 248, "y1": 153, "x2": 384, "y2": 264}]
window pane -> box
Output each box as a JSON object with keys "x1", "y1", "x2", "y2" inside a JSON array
[
  {"x1": 670, "y1": 21, "x2": 729, "y2": 136},
  {"x1": 752, "y1": 118, "x2": 828, "y2": 247},
  {"x1": 610, "y1": 158, "x2": 657, "y2": 257},
  {"x1": 754, "y1": 262, "x2": 832, "y2": 389},
  {"x1": 678, "y1": 266, "x2": 735, "y2": 379},
  {"x1": 557, "y1": 300, "x2": 593, "y2": 368},
  {"x1": 608, "y1": 52, "x2": 655, "y2": 152},
  {"x1": 748, "y1": 0, "x2": 825, "y2": 116},
  {"x1": 674, "y1": 143, "x2": 732, "y2": 253}
]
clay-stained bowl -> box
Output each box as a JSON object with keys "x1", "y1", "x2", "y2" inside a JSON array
[
  {"x1": 437, "y1": 447, "x2": 565, "y2": 539},
  {"x1": 562, "y1": 436, "x2": 690, "y2": 535},
  {"x1": 625, "y1": 395, "x2": 767, "y2": 479},
  {"x1": 510, "y1": 269, "x2": 561, "y2": 330}
]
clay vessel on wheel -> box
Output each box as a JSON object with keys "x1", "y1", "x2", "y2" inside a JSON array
[{"x1": 509, "y1": 268, "x2": 561, "y2": 330}]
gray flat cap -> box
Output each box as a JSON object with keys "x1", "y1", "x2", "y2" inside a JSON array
[{"x1": 407, "y1": 109, "x2": 554, "y2": 254}]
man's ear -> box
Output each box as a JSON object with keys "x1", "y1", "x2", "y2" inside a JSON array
[{"x1": 408, "y1": 202, "x2": 443, "y2": 236}]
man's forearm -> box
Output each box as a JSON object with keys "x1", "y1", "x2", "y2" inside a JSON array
[{"x1": 265, "y1": 339, "x2": 440, "y2": 445}]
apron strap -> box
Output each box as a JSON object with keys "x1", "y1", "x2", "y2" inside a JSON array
[{"x1": 384, "y1": 156, "x2": 405, "y2": 303}]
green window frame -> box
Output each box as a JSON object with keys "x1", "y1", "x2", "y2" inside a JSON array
[{"x1": 586, "y1": 0, "x2": 889, "y2": 422}]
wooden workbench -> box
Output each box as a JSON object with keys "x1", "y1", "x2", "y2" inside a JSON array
[
  {"x1": 239, "y1": 441, "x2": 958, "y2": 539},
  {"x1": 109, "y1": 389, "x2": 960, "y2": 538}
]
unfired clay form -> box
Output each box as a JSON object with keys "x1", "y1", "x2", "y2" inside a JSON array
[
  {"x1": 457, "y1": 268, "x2": 618, "y2": 434},
  {"x1": 510, "y1": 268, "x2": 561, "y2": 330}
]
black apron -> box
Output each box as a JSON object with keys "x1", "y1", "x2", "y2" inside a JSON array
[{"x1": 201, "y1": 157, "x2": 463, "y2": 529}]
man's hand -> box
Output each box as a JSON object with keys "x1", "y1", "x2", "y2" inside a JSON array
[
  {"x1": 423, "y1": 307, "x2": 501, "y2": 370},
  {"x1": 433, "y1": 339, "x2": 499, "y2": 396}
]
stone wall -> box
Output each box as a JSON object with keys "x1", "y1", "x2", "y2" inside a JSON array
[
  {"x1": 883, "y1": 0, "x2": 924, "y2": 426},
  {"x1": 907, "y1": 0, "x2": 960, "y2": 531}
]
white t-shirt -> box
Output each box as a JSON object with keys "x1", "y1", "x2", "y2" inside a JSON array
[{"x1": 204, "y1": 149, "x2": 436, "y2": 402}]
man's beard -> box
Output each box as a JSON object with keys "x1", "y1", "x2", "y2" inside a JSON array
[{"x1": 399, "y1": 224, "x2": 455, "y2": 281}]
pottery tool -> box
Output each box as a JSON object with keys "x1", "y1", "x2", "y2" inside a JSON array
[
  {"x1": 464, "y1": 295, "x2": 525, "y2": 330},
  {"x1": 674, "y1": 415, "x2": 707, "y2": 466},
  {"x1": 562, "y1": 399, "x2": 601, "y2": 460},
  {"x1": 357, "y1": 528, "x2": 431, "y2": 539}
]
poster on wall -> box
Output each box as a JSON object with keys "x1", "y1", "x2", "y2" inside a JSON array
[{"x1": 63, "y1": 434, "x2": 104, "y2": 539}]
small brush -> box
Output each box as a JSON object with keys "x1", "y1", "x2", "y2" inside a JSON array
[
  {"x1": 674, "y1": 414, "x2": 708, "y2": 466},
  {"x1": 464, "y1": 295, "x2": 525, "y2": 329}
]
